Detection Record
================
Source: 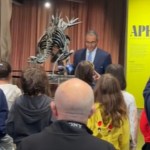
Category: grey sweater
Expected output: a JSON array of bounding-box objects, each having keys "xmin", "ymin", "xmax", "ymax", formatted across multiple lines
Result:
[{"xmin": 6, "ymin": 94, "xmax": 52, "ymax": 145}]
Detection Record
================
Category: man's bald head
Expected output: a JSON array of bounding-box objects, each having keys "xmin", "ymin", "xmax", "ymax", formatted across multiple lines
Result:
[{"xmin": 51, "ymin": 78, "xmax": 94, "ymax": 123}]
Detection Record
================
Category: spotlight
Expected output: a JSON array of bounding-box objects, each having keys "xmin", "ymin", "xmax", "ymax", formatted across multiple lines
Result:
[{"xmin": 44, "ymin": 1, "xmax": 51, "ymax": 8}]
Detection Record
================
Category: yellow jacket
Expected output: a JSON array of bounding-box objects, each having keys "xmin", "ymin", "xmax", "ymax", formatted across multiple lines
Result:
[{"xmin": 87, "ymin": 103, "xmax": 130, "ymax": 150}]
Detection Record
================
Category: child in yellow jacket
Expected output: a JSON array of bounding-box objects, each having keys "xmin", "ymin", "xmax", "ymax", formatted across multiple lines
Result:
[{"xmin": 87, "ymin": 74, "xmax": 130, "ymax": 150}]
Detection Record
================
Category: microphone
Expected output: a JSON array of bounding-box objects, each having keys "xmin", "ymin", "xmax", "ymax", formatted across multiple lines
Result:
[{"xmin": 58, "ymin": 50, "xmax": 74, "ymax": 62}]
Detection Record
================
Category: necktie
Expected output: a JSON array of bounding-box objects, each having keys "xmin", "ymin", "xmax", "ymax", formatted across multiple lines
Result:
[{"xmin": 87, "ymin": 52, "xmax": 92, "ymax": 62}]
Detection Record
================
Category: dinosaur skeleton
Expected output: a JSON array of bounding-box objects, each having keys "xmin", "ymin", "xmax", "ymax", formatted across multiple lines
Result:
[{"xmin": 28, "ymin": 14, "xmax": 81, "ymax": 64}]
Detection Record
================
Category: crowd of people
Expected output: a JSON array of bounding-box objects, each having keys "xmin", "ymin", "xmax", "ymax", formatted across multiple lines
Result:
[{"xmin": 0, "ymin": 30, "xmax": 149, "ymax": 150}]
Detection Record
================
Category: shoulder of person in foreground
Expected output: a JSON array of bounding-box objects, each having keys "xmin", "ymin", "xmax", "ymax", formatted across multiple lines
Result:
[
  {"xmin": 0, "ymin": 89, "xmax": 8, "ymax": 138},
  {"xmin": 143, "ymin": 78, "xmax": 150, "ymax": 122},
  {"xmin": 2, "ymin": 84, "xmax": 22, "ymax": 109},
  {"xmin": 16, "ymin": 129, "xmax": 115, "ymax": 150}
]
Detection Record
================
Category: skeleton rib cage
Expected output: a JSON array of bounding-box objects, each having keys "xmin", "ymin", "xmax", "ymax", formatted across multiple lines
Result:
[{"xmin": 28, "ymin": 14, "xmax": 81, "ymax": 64}]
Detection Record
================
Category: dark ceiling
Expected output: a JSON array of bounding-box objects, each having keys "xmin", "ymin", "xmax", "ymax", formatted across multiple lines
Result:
[
  {"xmin": 12, "ymin": 0, "xmax": 24, "ymax": 5},
  {"xmin": 12, "ymin": 0, "xmax": 85, "ymax": 5}
]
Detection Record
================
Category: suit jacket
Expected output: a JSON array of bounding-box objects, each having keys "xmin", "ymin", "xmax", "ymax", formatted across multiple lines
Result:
[
  {"xmin": 17, "ymin": 120, "xmax": 115, "ymax": 150},
  {"xmin": 73, "ymin": 48, "xmax": 112, "ymax": 74}
]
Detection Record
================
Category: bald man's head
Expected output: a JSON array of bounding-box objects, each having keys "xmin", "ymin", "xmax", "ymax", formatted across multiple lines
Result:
[{"xmin": 51, "ymin": 78, "xmax": 95, "ymax": 123}]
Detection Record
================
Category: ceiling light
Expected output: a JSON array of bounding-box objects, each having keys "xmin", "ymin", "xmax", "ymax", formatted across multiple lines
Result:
[{"xmin": 44, "ymin": 1, "xmax": 51, "ymax": 8}]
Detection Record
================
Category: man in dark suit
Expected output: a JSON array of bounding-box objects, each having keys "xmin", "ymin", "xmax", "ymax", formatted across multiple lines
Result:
[
  {"xmin": 17, "ymin": 78, "xmax": 115, "ymax": 150},
  {"xmin": 73, "ymin": 30, "xmax": 112, "ymax": 74}
]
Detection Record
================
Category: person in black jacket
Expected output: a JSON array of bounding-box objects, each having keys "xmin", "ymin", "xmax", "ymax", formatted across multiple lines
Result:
[
  {"xmin": 6, "ymin": 65, "xmax": 53, "ymax": 147},
  {"xmin": 0, "ymin": 89, "xmax": 13, "ymax": 150},
  {"xmin": 17, "ymin": 78, "xmax": 115, "ymax": 150}
]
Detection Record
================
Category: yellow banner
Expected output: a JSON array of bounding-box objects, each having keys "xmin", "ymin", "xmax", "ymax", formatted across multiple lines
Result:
[{"xmin": 126, "ymin": 0, "xmax": 150, "ymax": 108}]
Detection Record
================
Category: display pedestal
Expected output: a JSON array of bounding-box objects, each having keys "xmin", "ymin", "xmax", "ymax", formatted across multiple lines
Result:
[
  {"xmin": 48, "ymin": 74, "xmax": 75, "ymax": 97},
  {"xmin": 48, "ymin": 74, "xmax": 74, "ymax": 84}
]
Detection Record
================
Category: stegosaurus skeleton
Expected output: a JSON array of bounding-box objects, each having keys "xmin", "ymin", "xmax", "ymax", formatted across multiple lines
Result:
[{"xmin": 28, "ymin": 14, "xmax": 81, "ymax": 64}]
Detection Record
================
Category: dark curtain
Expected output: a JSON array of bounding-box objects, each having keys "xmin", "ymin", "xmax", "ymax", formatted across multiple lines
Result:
[{"xmin": 10, "ymin": 0, "xmax": 126, "ymax": 71}]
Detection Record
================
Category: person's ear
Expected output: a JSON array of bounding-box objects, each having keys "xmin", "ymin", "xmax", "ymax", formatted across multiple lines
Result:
[
  {"xmin": 50, "ymin": 101, "xmax": 58, "ymax": 118},
  {"xmin": 88, "ymin": 104, "xmax": 96, "ymax": 118}
]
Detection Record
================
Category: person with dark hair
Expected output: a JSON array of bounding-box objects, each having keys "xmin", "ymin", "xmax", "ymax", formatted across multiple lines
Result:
[
  {"xmin": 17, "ymin": 78, "xmax": 115, "ymax": 150},
  {"xmin": 0, "ymin": 61, "xmax": 21, "ymax": 109},
  {"xmin": 50, "ymin": 35, "xmax": 72, "ymax": 75},
  {"xmin": 105, "ymin": 64, "xmax": 126, "ymax": 89},
  {"xmin": 75, "ymin": 60, "xmax": 100, "ymax": 88},
  {"xmin": 140, "ymin": 78, "xmax": 150, "ymax": 150},
  {"xmin": 105, "ymin": 64, "xmax": 138, "ymax": 150},
  {"xmin": 6, "ymin": 66, "xmax": 52, "ymax": 147},
  {"xmin": 87, "ymin": 74, "xmax": 130, "ymax": 150},
  {"xmin": 73, "ymin": 30, "xmax": 112, "ymax": 75},
  {"xmin": 0, "ymin": 89, "xmax": 13, "ymax": 150}
]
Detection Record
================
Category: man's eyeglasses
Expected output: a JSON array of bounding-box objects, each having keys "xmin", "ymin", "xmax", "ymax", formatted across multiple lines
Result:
[{"xmin": 85, "ymin": 41, "xmax": 97, "ymax": 45}]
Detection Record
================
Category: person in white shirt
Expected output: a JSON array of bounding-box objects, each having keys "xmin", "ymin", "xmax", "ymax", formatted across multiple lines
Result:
[{"xmin": 0, "ymin": 61, "xmax": 22, "ymax": 110}]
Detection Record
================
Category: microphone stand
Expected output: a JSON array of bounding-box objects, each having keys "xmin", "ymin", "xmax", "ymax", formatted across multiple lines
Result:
[{"xmin": 52, "ymin": 53, "xmax": 65, "ymax": 77}]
